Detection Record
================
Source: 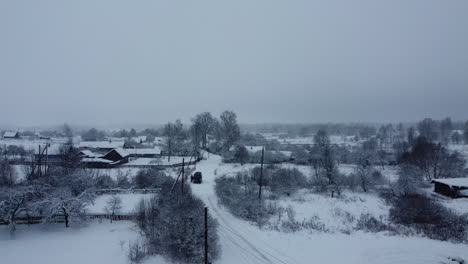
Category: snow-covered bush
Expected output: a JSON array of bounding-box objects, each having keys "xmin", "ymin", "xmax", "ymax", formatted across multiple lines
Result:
[
  {"xmin": 0, "ymin": 160, "xmax": 16, "ymax": 186},
  {"xmin": 389, "ymin": 194, "xmax": 468, "ymax": 243},
  {"xmin": 356, "ymin": 213, "xmax": 389, "ymax": 233},
  {"xmin": 94, "ymin": 175, "xmax": 116, "ymax": 189},
  {"xmin": 135, "ymin": 178, "xmax": 220, "ymax": 264},
  {"xmin": 269, "ymin": 168, "xmax": 308, "ymax": 195},
  {"xmin": 215, "ymin": 175, "xmax": 271, "ymax": 225},
  {"xmin": 133, "ymin": 168, "xmax": 168, "ymax": 189}
]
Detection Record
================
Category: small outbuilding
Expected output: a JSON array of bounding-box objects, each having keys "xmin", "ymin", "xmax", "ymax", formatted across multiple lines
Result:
[
  {"xmin": 3, "ymin": 131, "xmax": 20, "ymax": 139},
  {"xmin": 431, "ymin": 178, "xmax": 468, "ymax": 198},
  {"xmin": 102, "ymin": 148, "xmax": 129, "ymax": 163}
]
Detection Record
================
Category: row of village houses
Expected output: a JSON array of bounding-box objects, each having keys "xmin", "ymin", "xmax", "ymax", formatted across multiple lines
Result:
[{"xmin": 50, "ymin": 141, "xmax": 166, "ymax": 168}]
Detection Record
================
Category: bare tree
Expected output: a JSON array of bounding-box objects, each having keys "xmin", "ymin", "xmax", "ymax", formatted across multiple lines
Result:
[
  {"xmin": 192, "ymin": 112, "xmax": 215, "ymax": 149},
  {"xmin": 407, "ymin": 127, "xmax": 416, "ymax": 145},
  {"xmin": 0, "ymin": 186, "xmax": 41, "ymax": 234},
  {"xmin": 162, "ymin": 120, "xmax": 186, "ymax": 162},
  {"xmin": 105, "ymin": 195, "xmax": 123, "ymax": 223},
  {"xmin": 39, "ymin": 188, "xmax": 95, "ymax": 228},
  {"xmin": 417, "ymin": 118, "xmax": 439, "ymax": 142},
  {"xmin": 439, "ymin": 117, "xmax": 453, "ymax": 144},
  {"xmin": 464, "ymin": 120, "xmax": 468, "ymax": 144},
  {"xmin": 312, "ymin": 129, "xmax": 336, "ymax": 185},
  {"xmin": 62, "ymin": 123, "xmax": 74, "ymax": 141},
  {"xmin": 0, "ymin": 160, "xmax": 16, "ymax": 186},
  {"xmin": 400, "ymin": 137, "xmax": 466, "ymax": 182},
  {"xmin": 219, "ymin": 111, "xmax": 240, "ymax": 151}
]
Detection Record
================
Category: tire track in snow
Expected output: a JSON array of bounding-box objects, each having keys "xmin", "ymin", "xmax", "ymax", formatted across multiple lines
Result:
[{"xmin": 208, "ymin": 199, "xmax": 274, "ymax": 263}]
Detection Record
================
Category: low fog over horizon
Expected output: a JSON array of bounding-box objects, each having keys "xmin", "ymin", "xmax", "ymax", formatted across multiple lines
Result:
[{"xmin": 1, "ymin": 0, "xmax": 468, "ymax": 127}]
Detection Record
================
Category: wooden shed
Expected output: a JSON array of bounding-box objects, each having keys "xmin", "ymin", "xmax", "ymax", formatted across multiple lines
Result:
[
  {"xmin": 3, "ymin": 131, "xmax": 20, "ymax": 139},
  {"xmin": 431, "ymin": 178, "xmax": 468, "ymax": 198},
  {"xmin": 102, "ymin": 148, "xmax": 129, "ymax": 163}
]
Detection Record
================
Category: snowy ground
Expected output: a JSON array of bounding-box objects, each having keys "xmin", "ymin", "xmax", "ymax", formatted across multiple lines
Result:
[
  {"xmin": 276, "ymin": 189, "xmax": 390, "ymax": 233},
  {"xmin": 0, "ymin": 221, "xmax": 170, "ymax": 264},
  {"xmin": 86, "ymin": 193, "xmax": 154, "ymax": 214},
  {"xmin": 273, "ymin": 135, "xmax": 362, "ymax": 147},
  {"xmin": 189, "ymin": 154, "xmax": 468, "ymax": 264},
  {"xmin": 3, "ymin": 153, "xmax": 467, "ymax": 264}
]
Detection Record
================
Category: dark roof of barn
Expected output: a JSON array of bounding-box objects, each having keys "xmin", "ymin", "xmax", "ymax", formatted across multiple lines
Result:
[{"xmin": 432, "ymin": 178, "xmax": 468, "ymax": 188}]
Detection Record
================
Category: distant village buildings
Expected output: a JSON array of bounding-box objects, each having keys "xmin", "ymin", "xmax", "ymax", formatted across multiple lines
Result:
[{"xmin": 3, "ymin": 131, "xmax": 20, "ymax": 139}]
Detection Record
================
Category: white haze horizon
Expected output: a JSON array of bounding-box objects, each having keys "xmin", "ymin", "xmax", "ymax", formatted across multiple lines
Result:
[{"xmin": 1, "ymin": 0, "xmax": 468, "ymax": 127}]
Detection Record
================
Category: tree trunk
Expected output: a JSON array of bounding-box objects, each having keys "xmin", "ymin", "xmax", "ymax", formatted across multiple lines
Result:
[{"xmin": 62, "ymin": 208, "xmax": 70, "ymax": 228}]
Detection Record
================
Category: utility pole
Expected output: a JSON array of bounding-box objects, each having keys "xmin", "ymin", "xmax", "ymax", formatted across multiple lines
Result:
[
  {"xmin": 38, "ymin": 145, "xmax": 42, "ymax": 177},
  {"xmin": 181, "ymin": 158, "xmax": 185, "ymax": 193},
  {"xmin": 45, "ymin": 145, "xmax": 48, "ymax": 175},
  {"xmin": 258, "ymin": 146, "xmax": 264, "ymax": 200},
  {"xmin": 204, "ymin": 207, "xmax": 208, "ymax": 264}
]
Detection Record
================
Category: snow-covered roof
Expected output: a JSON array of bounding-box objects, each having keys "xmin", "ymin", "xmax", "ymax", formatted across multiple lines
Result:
[
  {"xmin": 3, "ymin": 131, "xmax": 19, "ymax": 138},
  {"xmin": 432, "ymin": 178, "xmax": 468, "ymax": 188},
  {"xmin": 112, "ymin": 147, "xmax": 129, "ymax": 158},
  {"xmin": 126, "ymin": 147, "xmax": 162, "ymax": 155},
  {"xmin": 78, "ymin": 141, "xmax": 125, "ymax": 149},
  {"xmin": 79, "ymin": 150, "xmax": 100, "ymax": 158},
  {"xmin": 229, "ymin": 145, "xmax": 264, "ymax": 153},
  {"xmin": 81, "ymin": 157, "xmax": 113, "ymax": 164},
  {"xmin": 278, "ymin": 151, "xmax": 293, "ymax": 157},
  {"xmin": 132, "ymin": 136, "xmax": 147, "ymax": 142}
]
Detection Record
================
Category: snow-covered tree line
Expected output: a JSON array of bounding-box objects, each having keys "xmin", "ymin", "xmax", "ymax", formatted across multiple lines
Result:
[
  {"xmin": 0, "ymin": 143, "xmax": 95, "ymax": 233},
  {"xmin": 160, "ymin": 110, "xmax": 241, "ymax": 161},
  {"xmin": 133, "ymin": 173, "xmax": 220, "ymax": 263}
]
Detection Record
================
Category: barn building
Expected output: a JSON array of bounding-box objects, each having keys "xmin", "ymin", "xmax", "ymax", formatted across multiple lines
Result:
[
  {"xmin": 3, "ymin": 131, "xmax": 20, "ymax": 139},
  {"xmin": 102, "ymin": 148, "xmax": 129, "ymax": 163},
  {"xmin": 80, "ymin": 148, "xmax": 129, "ymax": 168},
  {"xmin": 431, "ymin": 178, "xmax": 468, "ymax": 198}
]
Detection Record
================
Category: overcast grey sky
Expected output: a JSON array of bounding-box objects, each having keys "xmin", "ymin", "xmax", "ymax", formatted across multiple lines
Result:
[{"xmin": 1, "ymin": 0, "xmax": 467, "ymax": 126}]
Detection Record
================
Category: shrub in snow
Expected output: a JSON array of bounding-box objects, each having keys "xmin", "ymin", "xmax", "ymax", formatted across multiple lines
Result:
[
  {"xmin": 133, "ymin": 168, "xmax": 168, "ymax": 189},
  {"xmin": 94, "ymin": 175, "xmax": 116, "ymax": 189},
  {"xmin": 215, "ymin": 175, "xmax": 271, "ymax": 226},
  {"xmin": 232, "ymin": 145, "xmax": 250, "ymax": 165},
  {"xmin": 269, "ymin": 168, "xmax": 308, "ymax": 195},
  {"xmin": 105, "ymin": 195, "xmax": 122, "ymax": 223},
  {"xmin": 394, "ymin": 165, "xmax": 424, "ymax": 195},
  {"xmin": 0, "ymin": 160, "xmax": 16, "ymax": 186},
  {"xmin": 356, "ymin": 213, "xmax": 389, "ymax": 233},
  {"xmin": 116, "ymin": 175, "xmax": 132, "ymax": 189},
  {"xmin": 135, "ymin": 177, "xmax": 220, "ymax": 264},
  {"xmin": 301, "ymin": 216, "xmax": 328, "ymax": 232},
  {"xmin": 389, "ymin": 193, "xmax": 468, "ymax": 243}
]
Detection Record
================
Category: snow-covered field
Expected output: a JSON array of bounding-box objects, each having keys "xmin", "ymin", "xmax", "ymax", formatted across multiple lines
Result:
[
  {"xmin": 86, "ymin": 193, "xmax": 154, "ymax": 214},
  {"xmin": 276, "ymin": 190, "xmax": 390, "ymax": 233},
  {"xmin": 2, "ymin": 153, "xmax": 467, "ymax": 264},
  {"xmin": 0, "ymin": 221, "xmax": 168, "ymax": 264},
  {"xmin": 190, "ymin": 154, "xmax": 468, "ymax": 264},
  {"xmin": 272, "ymin": 135, "xmax": 362, "ymax": 147},
  {"xmin": 125, "ymin": 156, "xmax": 189, "ymax": 167}
]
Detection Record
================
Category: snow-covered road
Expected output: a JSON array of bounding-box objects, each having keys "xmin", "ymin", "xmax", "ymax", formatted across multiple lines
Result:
[{"xmin": 190, "ymin": 153, "xmax": 300, "ymax": 264}]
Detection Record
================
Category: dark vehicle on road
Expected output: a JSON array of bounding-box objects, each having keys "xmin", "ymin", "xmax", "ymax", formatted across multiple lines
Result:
[{"xmin": 191, "ymin": 172, "xmax": 202, "ymax": 184}]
